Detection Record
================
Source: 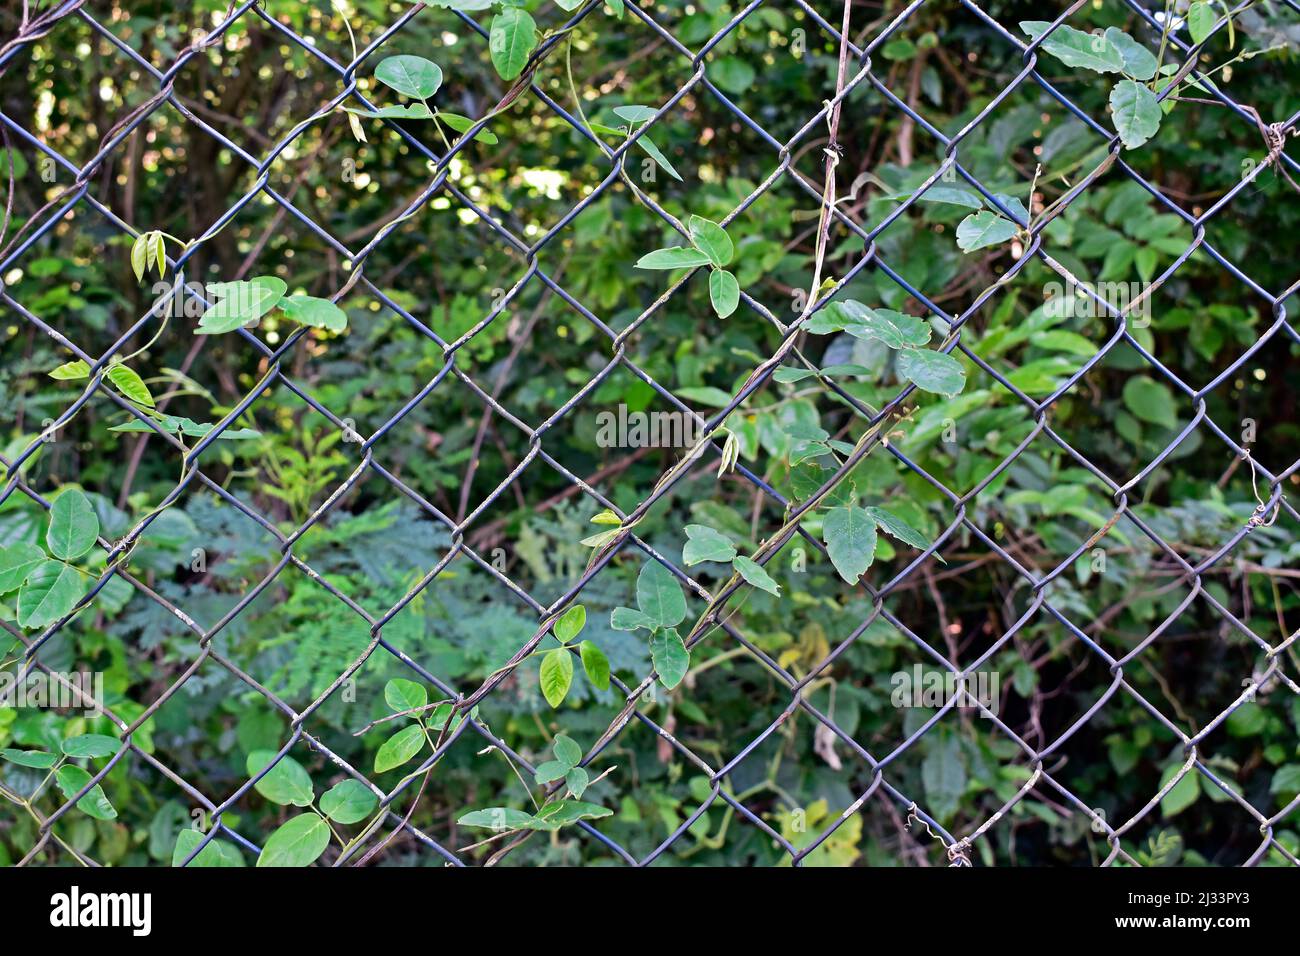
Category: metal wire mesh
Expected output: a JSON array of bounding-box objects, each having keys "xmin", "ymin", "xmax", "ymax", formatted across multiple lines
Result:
[{"xmin": 1, "ymin": 0, "xmax": 1298, "ymax": 867}]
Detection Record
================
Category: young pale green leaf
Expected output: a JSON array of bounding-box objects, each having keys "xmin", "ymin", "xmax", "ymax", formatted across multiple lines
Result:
[
  {"xmin": 279, "ymin": 295, "xmax": 347, "ymax": 333},
  {"xmin": 636, "ymin": 135, "xmax": 684, "ymax": 182},
  {"xmin": 60, "ymin": 734, "xmax": 119, "ymax": 758},
  {"xmin": 374, "ymin": 54, "xmax": 442, "ymax": 99},
  {"xmin": 553, "ymin": 0, "xmax": 585, "ymax": 12},
  {"xmin": 319, "ymin": 780, "xmax": 378, "ymax": 824},
  {"xmin": 384, "ymin": 678, "xmax": 427, "ymax": 714},
  {"xmin": 437, "ymin": 112, "xmax": 499, "ymax": 144},
  {"xmin": 613, "ymin": 105, "xmax": 658, "ymax": 124},
  {"xmin": 650, "ymin": 628, "xmax": 690, "ymax": 690},
  {"xmin": 196, "ymin": 277, "xmax": 287, "ymax": 334},
  {"xmin": 1019, "ymin": 21, "xmax": 1125, "ymax": 73},
  {"xmin": 897, "ymin": 348, "xmax": 967, "ymax": 398},
  {"xmin": 688, "ymin": 215, "xmax": 734, "ymax": 267},
  {"xmin": 864, "ymin": 506, "xmax": 933, "ymax": 552},
  {"xmin": 1105, "ymin": 27, "xmax": 1157, "ymax": 81},
  {"xmin": 256, "ymin": 813, "xmax": 330, "ymax": 867},
  {"xmin": 49, "ymin": 360, "xmax": 90, "ymax": 381},
  {"xmin": 552, "ymin": 734, "xmax": 582, "ymax": 768},
  {"xmin": 489, "ymin": 7, "xmax": 537, "ymax": 81},
  {"xmin": 635, "ymin": 246, "xmax": 713, "ymax": 270},
  {"xmin": 580, "ymin": 526, "xmax": 622, "ymax": 549},
  {"xmin": 458, "ymin": 807, "xmax": 538, "ymax": 831},
  {"xmin": 106, "ymin": 364, "xmax": 154, "ymax": 407},
  {"xmin": 344, "ymin": 103, "xmax": 435, "ymax": 120},
  {"xmin": 17, "ymin": 560, "xmax": 88, "ymax": 629},
  {"xmin": 682, "ymin": 524, "xmax": 737, "ymax": 566},
  {"xmin": 552, "ymin": 604, "xmax": 586, "ymax": 643},
  {"xmin": 1, "ymin": 748, "xmax": 57, "ymax": 769},
  {"xmin": 822, "ymin": 504, "xmax": 878, "ymax": 585},
  {"xmin": 539, "ymin": 648, "xmax": 574, "ymax": 708},
  {"xmin": 130, "ymin": 234, "xmax": 148, "ymax": 282},
  {"xmin": 579, "ymin": 640, "xmax": 610, "ymax": 691},
  {"xmin": 47, "ymin": 488, "xmax": 99, "ymax": 560},
  {"xmin": 732, "ymin": 556, "xmax": 780, "ymax": 596},
  {"xmin": 636, "ymin": 560, "xmax": 687, "ymax": 627},
  {"xmin": 55, "ymin": 765, "xmax": 117, "ymax": 820},
  {"xmin": 1110, "ymin": 79, "xmax": 1162, "ymax": 150},
  {"xmin": 610, "ymin": 606, "xmax": 658, "ymax": 631},
  {"xmin": 172, "ymin": 830, "xmax": 246, "ymax": 867},
  {"xmin": 590, "ymin": 508, "xmax": 622, "ymax": 525},
  {"xmin": 565, "ymin": 766, "xmax": 589, "ymax": 799},
  {"xmin": 1186, "ymin": 1, "xmax": 1216, "ymax": 45},
  {"xmin": 374, "ymin": 723, "xmax": 427, "ymax": 773},
  {"xmin": 151, "ymin": 232, "xmax": 166, "ymax": 277},
  {"xmin": 956, "ymin": 211, "xmax": 1019, "ymax": 252},
  {"xmin": 0, "ymin": 542, "xmax": 45, "ymax": 594},
  {"xmin": 709, "ymin": 269, "xmax": 739, "ymax": 319},
  {"xmin": 246, "ymin": 750, "xmax": 315, "ymax": 807}
]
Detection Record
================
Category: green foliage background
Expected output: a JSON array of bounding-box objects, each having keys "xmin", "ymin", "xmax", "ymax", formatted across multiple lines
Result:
[{"xmin": 0, "ymin": 0, "xmax": 1298, "ymax": 866}]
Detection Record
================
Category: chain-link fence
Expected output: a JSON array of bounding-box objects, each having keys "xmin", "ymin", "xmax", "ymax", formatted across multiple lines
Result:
[{"xmin": 0, "ymin": 0, "xmax": 1298, "ymax": 868}]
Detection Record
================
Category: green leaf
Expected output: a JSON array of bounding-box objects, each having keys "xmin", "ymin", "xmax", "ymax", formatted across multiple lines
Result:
[
  {"xmin": 580, "ymin": 640, "xmax": 610, "ymax": 691},
  {"xmin": 897, "ymin": 348, "xmax": 966, "ymax": 397},
  {"xmin": 676, "ymin": 386, "xmax": 733, "ymax": 406},
  {"xmin": 279, "ymin": 295, "xmax": 347, "ymax": 333},
  {"xmin": 246, "ymin": 750, "xmax": 315, "ymax": 807},
  {"xmin": 565, "ymin": 767, "xmax": 590, "ymax": 799},
  {"xmin": 773, "ymin": 367, "xmax": 817, "ymax": 384},
  {"xmin": 1, "ymin": 748, "xmax": 57, "ymax": 769},
  {"xmin": 196, "ymin": 277, "xmax": 287, "ymax": 334},
  {"xmin": 17, "ymin": 560, "xmax": 88, "ymax": 629},
  {"xmin": 956, "ymin": 211, "xmax": 1019, "ymax": 252},
  {"xmin": 530, "ymin": 798, "xmax": 613, "ymax": 829},
  {"xmin": 437, "ymin": 111, "xmax": 499, "ymax": 144},
  {"xmin": 709, "ymin": 269, "xmax": 739, "ymax": 319},
  {"xmin": 636, "ymin": 560, "xmax": 687, "ymax": 627},
  {"xmin": 552, "ymin": 734, "xmax": 582, "ymax": 768},
  {"xmin": 682, "ymin": 524, "xmax": 737, "ymax": 566},
  {"xmin": 1019, "ymin": 20, "xmax": 1125, "ymax": 73},
  {"xmin": 108, "ymin": 414, "xmax": 261, "ymax": 440},
  {"xmin": 344, "ymin": 103, "xmax": 435, "ymax": 120},
  {"xmin": 489, "ymin": 7, "xmax": 537, "ymax": 81},
  {"xmin": 613, "ymin": 105, "xmax": 658, "ymax": 124},
  {"xmin": 732, "ymin": 556, "xmax": 780, "ymax": 596},
  {"xmin": 864, "ymin": 506, "xmax": 933, "ymax": 552},
  {"xmin": 374, "ymin": 54, "xmax": 442, "ymax": 99},
  {"xmin": 0, "ymin": 542, "xmax": 45, "ymax": 594},
  {"xmin": 60, "ymin": 734, "xmax": 119, "ymax": 758},
  {"xmin": 256, "ymin": 814, "xmax": 330, "ymax": 867},
  {"xmin": 687, "ymin": 216, "xmax": 733, "ymax": 267},
  {"xmin": 589, "ymin": 508, "xmax": 622, "ymax": 525},
  {"xmin": 1186, "ymin": 2, "xmax": 1215, "ymax": 45},
  {"xmin": 610, "ymin": 606, "xmax": 658, "ymax": 631},
  {"xmin": 539, "ymin": 648, "xmax": 574, "ymax": 708},
  {"xmin": 917, "ymin": 186, "xmax": 984, "ymax": 209},
  {"xmin": 49, "ymin": 360, "xmax": 90, "ymax": 381},
  {"xmin": 650, "ymin": 628, "xmax": 690, "ymax": 689},
  {"xmin": 384, "ymin": 678, "xmax": 427, "ymax": 714},
  {"xmin": 812, "ymin": 301, "xmax": 931, "ymax": 349},
  {"xmin": 458, "ymin": 807, "xmax": 538, "ymax": 831},
  {"xmin": 635, "ymin": 247, "xmax": 713, "ymax": 270},
  {"xmin": 374, "ymin": 724, "xmax": 427, "ymax": 773},
  {"xmin": 172, "ymin": 830, "xmax": 245, "ymax": 867},
  {"xmin": 534, "ymin": 760, "xmax": 568, "ymax": 784},
  {"xmin": 1105, "ymin": 28, "xmax": 1157, "ymax": 81},
  {"xmin": 47, "ymin": 488, "xmax": 99, "ymax": 560},
  {"xmin": 580, "ymin": 526, "xmax": 622, "ymax": 549},
  {"xmin": 1159, "ymin": 765, "xmax": 1200, "ymax": 818},
  {"xmin": 131, "ymin": 235, "xmax": 148, "ymax": 282},
  {"xmin": 151, "ymin": 232, "xmax": 166, "ymax": 277},
  {"xmin": 823, "ymin": 504, "xmax": 878, "ymax": 584},
  {"xmin": 1109, "ymin": 79, "xmax": 1162, "ymax": 150},
  {"xmin": 553, "ymin": 604, "xmax": 586, "ymax": 643},
  {"xmin": 711, "ymin": 57, "xmax": 756, "ymax": 95},
  {"xmin": 55, "ymin": 765, "xmax": 117, "ymax": 820},
  {"xmin": 1122, "ymin": 376, "xmax": 1178, "ymax": 428},
  {"xmin": 319, "ymin": 780, "xmax": 378, "ymax": 824},
  {"xmin": 106, "ymin": 364, "xmax": 154, "ymax": 407},
  {"xmin": 636, "ymin": 135, "xmax": 684, "ymax": 182}
]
